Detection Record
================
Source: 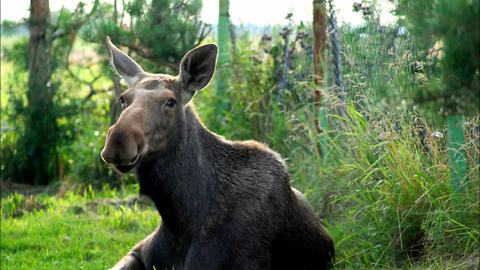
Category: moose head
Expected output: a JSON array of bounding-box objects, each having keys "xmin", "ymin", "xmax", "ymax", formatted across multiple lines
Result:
[{"xmin": 100, "ymin": 37, "xmax": 218, "ymax": 173}]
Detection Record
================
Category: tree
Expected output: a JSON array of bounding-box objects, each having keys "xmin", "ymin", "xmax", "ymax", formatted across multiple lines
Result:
[
  {"xmin": 7, "ymin": 1, "xmax": 99, "ymax": 185},
  {"xmin": 80, "ymin": 0, "xmax": 210, "ymax": 117},
  {"xmin": 83, "ymin": 0, "xmax": 210, "ymax": 73},
  {"xmin": 20, "ymin": 0, "xmax": 57, "ymax": 185},
  {"xmin": 395, "ymin": 0, "xmax": 480, "ymax": 192}
]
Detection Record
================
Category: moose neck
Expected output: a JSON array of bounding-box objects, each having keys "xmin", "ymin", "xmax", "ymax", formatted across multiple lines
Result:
[{"xmin": 135, "ymin": 105, "xmax": 218, "ymax": 237}]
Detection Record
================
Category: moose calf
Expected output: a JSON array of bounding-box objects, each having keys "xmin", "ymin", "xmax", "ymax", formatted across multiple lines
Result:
[{"xmin": 101, "ymin": 37, "xmax": 334, "ymax": 270}]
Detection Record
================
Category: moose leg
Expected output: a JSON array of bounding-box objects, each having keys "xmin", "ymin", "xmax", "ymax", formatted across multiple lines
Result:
[
  {"xmin": 111, "ymin": 252, "xmax": 143, "ymax": 270},
  {"xmin": 110, "ymin": 239, "xmax": 145, "ymax": 270},
  {"xmin": 111, "ymin": 224, "xmax": 181, "ymax": 270}
]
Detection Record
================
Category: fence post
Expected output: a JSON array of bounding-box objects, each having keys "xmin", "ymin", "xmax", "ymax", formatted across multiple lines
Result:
[
  {"xmin": 216, "ymin": 0, "xmax": 231, "ymax": 123},
  {"xmin": 313, "ymin": 0, "xmax": 327, "ymax": 85},
  {"xmin": 447, "ymin": 114, "xmax": 467, "ymax": 193},
  {"xmin": 312, "ymin": 0, "xmax": 328, "ymax": 159}
]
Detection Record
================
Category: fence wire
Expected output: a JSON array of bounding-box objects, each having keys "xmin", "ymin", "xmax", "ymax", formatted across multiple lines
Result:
[{"xmin": 327, "ymin": 0, "xmax": 346, "ymax": 103}]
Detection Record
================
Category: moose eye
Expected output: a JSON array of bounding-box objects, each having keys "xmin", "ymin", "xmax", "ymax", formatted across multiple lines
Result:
[
  {"xmin": 119, "ymin": 96, "xmax": 127, "ymax": 109},
  {"xmin": 164, "ymin": 99, "xmax": 176, "ymax": 109}
]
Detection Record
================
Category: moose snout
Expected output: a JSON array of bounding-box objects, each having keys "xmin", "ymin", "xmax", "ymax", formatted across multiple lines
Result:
[{"xmin": 101, "ymin": 125, "xmax": 144, "ymax": 170}]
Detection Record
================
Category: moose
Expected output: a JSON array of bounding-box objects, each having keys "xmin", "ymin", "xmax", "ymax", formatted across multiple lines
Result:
[{"xmin": 101, "ymin": 37, "xmax": 335, "ymax": 270}]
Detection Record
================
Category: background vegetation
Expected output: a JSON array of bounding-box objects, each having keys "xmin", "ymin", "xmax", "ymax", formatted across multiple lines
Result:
[{"xmin": 1, "ymin": 0, "xmax": 479, "ymax": 269}]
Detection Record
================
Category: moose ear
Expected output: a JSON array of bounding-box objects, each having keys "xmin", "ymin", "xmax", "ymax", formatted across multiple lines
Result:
[
  {"xmin": 106, "ymin": 36, "xmax": 144, "ymax": 86},
  {"xmin": 178, "ymin": 44, "xmax": 218, "ymax": 103}
]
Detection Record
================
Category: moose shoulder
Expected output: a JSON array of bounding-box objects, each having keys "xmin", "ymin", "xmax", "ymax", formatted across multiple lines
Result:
[{"xmin": 101, "ymin": 37, "xmax": 334, "ymax": 270}]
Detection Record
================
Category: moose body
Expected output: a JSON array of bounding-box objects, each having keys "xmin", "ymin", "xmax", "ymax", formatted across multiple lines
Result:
[{"xmin": 101, "ymin": 37, "xmax": 334, "ymax": 270}]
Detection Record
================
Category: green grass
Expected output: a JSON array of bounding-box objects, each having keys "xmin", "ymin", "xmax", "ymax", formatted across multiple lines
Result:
[{"xmin": 1, "ymin": 184, "xmax": 159, "ymax": 270}]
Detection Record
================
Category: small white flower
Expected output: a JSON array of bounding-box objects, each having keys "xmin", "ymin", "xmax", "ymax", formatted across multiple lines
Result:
[
  {"xmin": 397, "ymin": 26, "xmax": 407, "ymax": 36},
  {"xmin": 432, "ymin": 131, "xmax": 444, "ymax": 138}
]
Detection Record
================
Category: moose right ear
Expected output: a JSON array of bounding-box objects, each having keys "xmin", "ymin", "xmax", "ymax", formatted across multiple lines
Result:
[
  {"xmin": 177, "ymin": 44, "xmax": 218, "ymax": 103},
  {"xmin": 106, "ymin": 36, "xmax": 145, "ymax": 86}
]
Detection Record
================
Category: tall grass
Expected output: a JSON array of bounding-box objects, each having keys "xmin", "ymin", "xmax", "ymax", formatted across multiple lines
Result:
[{"xmin": 314, "ymin": 105, "xmax": 479, "ymax": 268}]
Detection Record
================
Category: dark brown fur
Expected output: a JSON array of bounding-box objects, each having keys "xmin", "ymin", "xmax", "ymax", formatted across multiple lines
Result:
[{"xmin": 101, "ymin": 37, "xmax": 334, "ymax": 270}]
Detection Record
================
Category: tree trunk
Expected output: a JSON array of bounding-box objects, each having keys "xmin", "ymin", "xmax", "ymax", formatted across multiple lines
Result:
[
  {"xmin": 215, "ymin": 0, "xmax": 231, "ymax": 125},
  {"xmin": 22, "ymin": 0, "xmax": 58, "ymax": 185}
]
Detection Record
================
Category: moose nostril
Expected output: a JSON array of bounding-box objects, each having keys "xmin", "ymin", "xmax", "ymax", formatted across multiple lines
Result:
[{"xmin": 130, "ymin": 155, "xmax": 138, "ymax": 164}]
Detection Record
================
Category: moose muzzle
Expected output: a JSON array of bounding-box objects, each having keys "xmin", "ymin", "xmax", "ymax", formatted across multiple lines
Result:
[{"xmin": 101, "ymin": 123, "xmax": 145, "ymax": 173}]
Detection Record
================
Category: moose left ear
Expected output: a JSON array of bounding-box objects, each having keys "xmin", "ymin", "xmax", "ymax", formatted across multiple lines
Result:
[
  {"xmin": 178, "ymin": 44, "xmax": 218, "ymax": 103},
  {"xmin": 106, "ymin": 36, "xmax": 145, "ymax": 86}
]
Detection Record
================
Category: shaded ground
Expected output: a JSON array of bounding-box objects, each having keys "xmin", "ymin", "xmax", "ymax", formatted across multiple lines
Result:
[{"xmin": 0, "ymin": 181, "xmax": 55, "ymax": 197}]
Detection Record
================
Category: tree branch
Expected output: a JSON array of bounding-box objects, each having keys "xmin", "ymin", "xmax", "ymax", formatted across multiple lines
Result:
[
  {"xmin": 50, "ymin": 0, "xmax": 100, "ymax": 42},
  {"xmin": 194, "ymin": 23, "xmax": 212, "ymax": 47},
  {"xmin": 82, "ymin": 86, "xmax": 113, "ymax": 103}
]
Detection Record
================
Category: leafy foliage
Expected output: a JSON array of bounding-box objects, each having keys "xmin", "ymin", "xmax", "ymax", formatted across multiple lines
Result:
[
  {"xmin": 395, "ymin": 0, "xmax": 480, "ymax": 116},
  {"xmin": 81, "ymin": 0, "xmax": 210, "ymax": 73}
]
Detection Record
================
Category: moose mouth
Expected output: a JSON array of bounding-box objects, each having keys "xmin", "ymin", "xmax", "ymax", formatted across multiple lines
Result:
[
  {"xmin": 115, "ymin": 163, "xmax": 136, "ymax": 173},
  {"xmin": 114, "ymin": 155, "xmax": 140, "ymax": 173}
]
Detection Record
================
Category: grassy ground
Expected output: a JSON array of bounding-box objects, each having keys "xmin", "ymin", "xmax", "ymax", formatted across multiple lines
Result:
[
  {"xmin": 2, "ymin": 178, "xmax": 478, "ymax": 270},
  {"xmin": 1, "ymin": 183, "xmax": 159, "ymax": 270}
]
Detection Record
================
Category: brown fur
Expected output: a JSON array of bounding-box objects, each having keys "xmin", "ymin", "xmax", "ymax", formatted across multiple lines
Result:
[{"xmin": 101, "ymin": 37, "xmax": 334, "ymax": 270}]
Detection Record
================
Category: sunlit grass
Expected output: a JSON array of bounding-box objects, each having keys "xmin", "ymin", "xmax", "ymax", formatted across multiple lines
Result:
[{"xmin": 1, "ymin": 184, "xmax": 159, "ymax": 270}]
